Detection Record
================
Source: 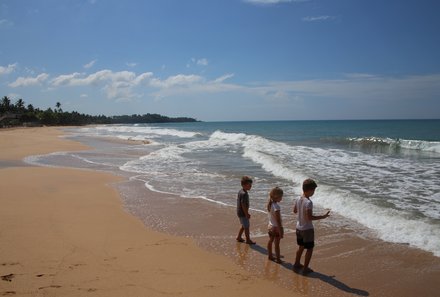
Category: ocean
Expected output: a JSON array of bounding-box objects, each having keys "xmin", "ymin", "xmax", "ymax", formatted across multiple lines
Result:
[{"xmin": 25, "ymin": 120, "xmax": 440, "ymax": 257}]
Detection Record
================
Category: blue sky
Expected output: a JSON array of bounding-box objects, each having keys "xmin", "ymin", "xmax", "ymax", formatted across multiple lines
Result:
[{"xmin": 1, "ymin": 0, "xmax": 439, "ymax": 121}]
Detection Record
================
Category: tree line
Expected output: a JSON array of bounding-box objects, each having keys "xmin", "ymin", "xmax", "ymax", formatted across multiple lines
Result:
[{"xmin": 0, "ymin": 96, "xmax": 198, "ymax": 127}]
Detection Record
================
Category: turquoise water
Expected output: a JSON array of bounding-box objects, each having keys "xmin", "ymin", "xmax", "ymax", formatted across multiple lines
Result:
[{"xmin": 26, "ymin": 120, "xmax": 440, "ymax": 256}]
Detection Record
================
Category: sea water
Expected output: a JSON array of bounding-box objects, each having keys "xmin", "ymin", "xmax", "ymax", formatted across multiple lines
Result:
[{"xmin": 25, "ymin": 120, "xmax": 440, "ymax": 256}]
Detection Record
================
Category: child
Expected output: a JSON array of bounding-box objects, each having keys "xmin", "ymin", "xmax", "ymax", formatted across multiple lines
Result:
[
  {"xmin": 293, "ymin": 178, "xmax": 330, "ymax": 274},
  {"xmin": 236, "ymin": 176, "xmax": 256, "ymax": 244},
  {"xmin": 266, "ymin": 187, "xmax": 284, "ymax": 263}
]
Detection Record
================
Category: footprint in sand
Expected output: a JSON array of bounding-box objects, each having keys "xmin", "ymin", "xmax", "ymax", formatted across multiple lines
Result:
[
  {"xmin": 38, "ymin": 285, "xmax": 62, "ymax": 290},
  {"xmin": 1, "ymin": 263, "xmax": 19, "ymax": 267},
  {"xmin": 1, "ymin": 291, "xmax": 16, "ymax": 296},
  {"xmin": 1, "ymin": 274, "xmax": 14, "ymax": 282}
]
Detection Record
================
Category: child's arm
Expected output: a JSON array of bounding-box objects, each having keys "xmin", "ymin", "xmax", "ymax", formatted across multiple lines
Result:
[
  {"xmin": 241, "ymin": 201, "xmax": 250, "ymax": 218},
  {"xmin": 275, "ymin": 210, "xmax": 283, "ymax": 238},
  {"xmin": 306, "ymin": 209, "xmax": 330, "ymax": 221}
]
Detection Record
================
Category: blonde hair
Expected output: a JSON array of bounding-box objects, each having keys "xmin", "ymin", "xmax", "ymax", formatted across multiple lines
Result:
[{"xmin": 266, "ymin": 187, "xmax": 284, "ymax": 212}]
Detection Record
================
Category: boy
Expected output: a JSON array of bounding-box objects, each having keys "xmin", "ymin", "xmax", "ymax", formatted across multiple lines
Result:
[
  {"xmin": 236, "ymin": 176, "xmax": 256, "ymax": 244},
  {"xmin": 293, "ymin": 178, "xmax": 330, "ymax": 274}
]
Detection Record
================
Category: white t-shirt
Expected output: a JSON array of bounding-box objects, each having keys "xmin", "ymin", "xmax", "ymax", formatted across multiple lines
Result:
[
  {"xmin": 268, "ymin": 201, "xmax": 281, "ymax": 228},
  {"xmin": 295, "ymin": 195, "xmax": 314, "ymax": 230}
]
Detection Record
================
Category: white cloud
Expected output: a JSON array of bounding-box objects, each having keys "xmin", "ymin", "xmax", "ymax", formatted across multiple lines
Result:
[
  {"xmin": 150, "ymin": 73, "xmax": 242, "ymax": 100},
  {"xmin": 83, "ymin": 60, "xmax": 97, "ymax": 69},
  {"xmin": 126, "ymin": 62, "xmax": 137, "ymax": 68},
  {"xmin": 302, "ymin": 15, "xmax": 336, "ymax": 22},
  {"xmin": 135, "ymin": 72, "xmax": 154, "ymax": 85},
  {"xmin": 344, "ymin": 73, "xmax": 378, "ymax": 79},
  {"xmin": 150, "ymin": 74, "xmax": 204, "ymax": 88},
  {"xmin": 187, "ymin": 58, "xmax": 209, "ymax": 68},
  {"xmin": 0, "ymin": 63, "xmax": 17, "ymax": 75},
  {"xmin": 196, "ymin": 58, "xmax": 209, "ymax": 66},
  {"xmin": 51, "ymin": 72, "xmax": 84, "ymax": 86},
  {"xmin": 212, "ymin": 73, "xmax": 234, "ymax": 83},
  {"xmin": 9, "ymin": 73, "xmax": 49, "ymax": 87},
  {"xmin": 50, "ymin": 70, "xmax": 154, "ymax": 100}
]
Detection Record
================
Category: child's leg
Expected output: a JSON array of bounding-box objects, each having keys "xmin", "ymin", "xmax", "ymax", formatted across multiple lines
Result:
[
  {"xmin": 303, "ymin": 248, "xmax": 313, "ymax": 271},
  {"xmin": 274, "ymin": 237, "xmax": 281, "ymax": 262},
  {"xmin": 267, "ymin": 235, "xmax": 274, "ymax": 260},
  {"xmin": 244, "ymin": 227, "xmax": 255, "ymax": 244},
  {"xmin": 236, "ymin": 226, "xmax": 244, "ymax": 241},
  {"xmin": 294, "ymin": 246, "xmax": 304, "ymax": 267}
]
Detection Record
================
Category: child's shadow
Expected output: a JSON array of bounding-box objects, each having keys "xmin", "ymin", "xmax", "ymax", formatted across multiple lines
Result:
[
  {"xmin": 285, "ymin": 262, "xmax": 369, "ymax": 296},
  {"xmin": 249, "ymin": 244, "xmax": 369, "ymax": 297}
]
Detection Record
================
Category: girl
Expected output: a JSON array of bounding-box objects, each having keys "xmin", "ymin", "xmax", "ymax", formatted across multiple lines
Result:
[{"xmin": 266, "ymin": 187, "xmax": 284, "ymax": 263}]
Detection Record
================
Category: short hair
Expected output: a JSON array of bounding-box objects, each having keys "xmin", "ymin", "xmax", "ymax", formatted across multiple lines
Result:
[
  {"xmin": 302, "ymin": 178, "xmax": 318, "ymax": 192},
  {"xmin": 241, "ymin": 176, "xmax": 253, "ymax": 186}
]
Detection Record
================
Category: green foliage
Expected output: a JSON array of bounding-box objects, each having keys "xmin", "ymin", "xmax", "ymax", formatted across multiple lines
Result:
[{"xmin": 0, "ymin": 96, "xmax": 198, "ymax": 127}]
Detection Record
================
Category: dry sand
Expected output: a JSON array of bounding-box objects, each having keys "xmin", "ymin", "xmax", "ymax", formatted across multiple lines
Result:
[{"xmin": 0, "ymin": 127, "xmax": 296, "ymax": 296}]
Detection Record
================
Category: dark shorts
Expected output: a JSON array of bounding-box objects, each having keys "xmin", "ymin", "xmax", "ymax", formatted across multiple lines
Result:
[
  {"xmin": 296, "ymin": 228, "xmax": 315, "ymax": 249},
  {"xmin": 238, "ymin": 216, "xmax": 250, "ymax": 229}
]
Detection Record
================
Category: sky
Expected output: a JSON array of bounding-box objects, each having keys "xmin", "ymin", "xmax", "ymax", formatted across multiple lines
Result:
[{"xmin": 1, "ymin": 0, "xmax": 439, "ymax": 121}]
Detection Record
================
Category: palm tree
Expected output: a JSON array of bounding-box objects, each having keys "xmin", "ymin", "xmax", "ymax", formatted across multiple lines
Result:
[
  {"xmin": 55, "ymin": 102, "xmax": 62, "ymax": 113},
  {"xmin": 1, "ymin": 96, "xmax": 11, "ymax": 113},
  {"xmin": 15, "ymin": 98, "xmax": 25, "ymax": 112}
]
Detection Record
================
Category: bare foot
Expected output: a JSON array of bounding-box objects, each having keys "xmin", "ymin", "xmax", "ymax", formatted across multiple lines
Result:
[
  {"xmin": 236, "ymin": 238, "xmax": 245, "ymax": 243},
  {"xmin": 302, "ymin": 267, "xmax": 314, "ymax": 275},
  {"xmin": 268, "ymin": 256, "xmax": 283, "ymax": 264},
  {"xmin": 245, "ymin": 240, "xmax": 256, "ymax": 245},
  {"xmin": 293, "ymin": 263, "xmax": 303, "ymax": 269}
]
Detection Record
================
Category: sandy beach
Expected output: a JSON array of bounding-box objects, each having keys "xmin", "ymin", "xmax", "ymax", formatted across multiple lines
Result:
[
  {"xmin": 0, "ymin": 127, "xmax": 296, "ymax": 296},
  {"xmin": 2, "ymin": 127, "xmax": 440, "ymax": 297}
]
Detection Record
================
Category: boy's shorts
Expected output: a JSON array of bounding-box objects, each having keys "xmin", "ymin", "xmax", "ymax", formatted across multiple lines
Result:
[
  {"xmin": 296, "ymin": 228, "xmax": 315, "ymax": 249},
  {"xmin": 238, "ymin": 216, "xmax": 250, "ymax": 229}
]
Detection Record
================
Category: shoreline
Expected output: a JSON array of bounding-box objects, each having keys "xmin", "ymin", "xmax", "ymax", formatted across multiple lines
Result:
[
  {"xmin": 0, "ymin": 127, "xmax": 297, "ymax": 296},
  {"xmin": 2, "ymin": 127, "xmax": 440, "ymax": 297},
  {"xmin": 119, "ymin": 174, "xmax": 440, "ymax": 297}
]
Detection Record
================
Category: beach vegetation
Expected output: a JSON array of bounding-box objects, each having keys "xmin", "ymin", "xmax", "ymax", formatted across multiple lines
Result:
[{"xmin": 0, "ymin": 96, "xmax": 198, "ymax": 127}]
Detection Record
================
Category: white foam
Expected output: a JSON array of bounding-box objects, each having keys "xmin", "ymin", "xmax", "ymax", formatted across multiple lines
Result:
[
  {"xmin": 348, "ymin": 137, "xmax": 440, "ymax": 154},
  {"xmin": 399, "ymin": 139, "xmax": 440, "ymax": 153},
  {"xmin": 83, "ymin": 124, "xmax": 203, "ymax": 139},
  {"xmin": 314, "ymin": 186, "xmax": 440, "ymax": 257}
]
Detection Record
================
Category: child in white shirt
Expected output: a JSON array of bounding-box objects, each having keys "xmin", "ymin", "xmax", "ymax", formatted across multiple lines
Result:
[{"xmin": 266, "ymin": 187, "xmax": 284, "ymax": 263}]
